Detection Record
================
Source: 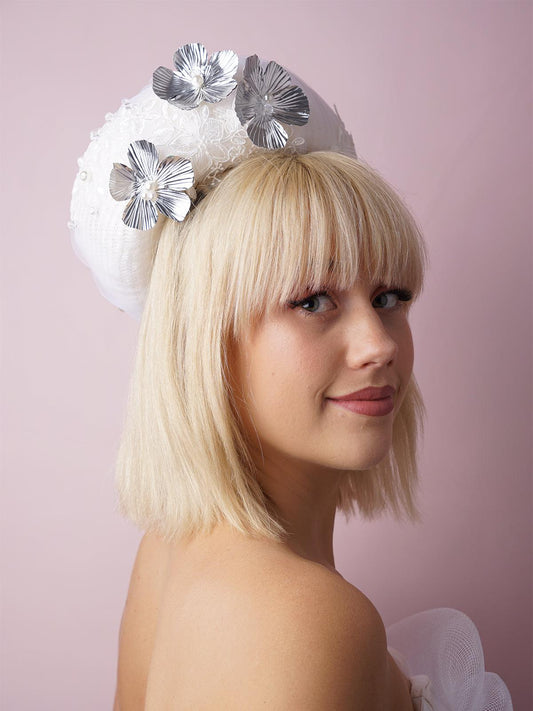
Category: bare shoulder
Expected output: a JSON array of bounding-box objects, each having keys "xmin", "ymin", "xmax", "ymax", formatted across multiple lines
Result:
[
  {"xmin": 236, "ymin": 558, "xmax": 395, "ymax": 709},
  {"xmin": 115, "ymin": 532, "xmax": 170, "ymax": 711},
  {"xmin": 119, "ymin": 531, "xmax": 170, "ymax": 636},
  {"xmin": 145, "ymin": 529, "xmax": 412, "ymax": 710}
]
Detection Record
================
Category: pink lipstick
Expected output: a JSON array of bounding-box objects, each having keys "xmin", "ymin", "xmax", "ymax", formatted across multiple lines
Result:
[{"xmin": 327, "ymin": 385, "xmax": 395, "ymax": 417}]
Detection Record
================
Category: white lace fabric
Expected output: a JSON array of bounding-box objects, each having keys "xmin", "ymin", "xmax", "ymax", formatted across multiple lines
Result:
[{"xmin": 386, "ymin": 608, "xmax": 513, "ymax": 711}]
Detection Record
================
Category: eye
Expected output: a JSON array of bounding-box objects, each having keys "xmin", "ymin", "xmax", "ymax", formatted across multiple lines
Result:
[
  {"xmin": 373, "ymin": 288, "xmax": 413, "ymax": 310},
  {"xmin": 289, "ymin": 291, "xmax": 336, "ymax": 314}
]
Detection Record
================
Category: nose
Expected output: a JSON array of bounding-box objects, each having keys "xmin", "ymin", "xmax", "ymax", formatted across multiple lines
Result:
[{"xmin": 344, "ymin": 307, "xmax": 398, "ymax": 370}]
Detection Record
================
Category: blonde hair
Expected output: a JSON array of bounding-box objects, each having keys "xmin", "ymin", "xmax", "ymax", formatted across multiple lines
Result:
[{"xmin": 116, "ymin": 151, "xmax": 427, "ymax": 541}]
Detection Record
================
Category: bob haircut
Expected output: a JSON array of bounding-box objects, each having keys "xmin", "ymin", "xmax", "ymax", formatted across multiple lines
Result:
[{"xmin": 116, "ymin": 151, "xmax": 427, "ymax": 541}]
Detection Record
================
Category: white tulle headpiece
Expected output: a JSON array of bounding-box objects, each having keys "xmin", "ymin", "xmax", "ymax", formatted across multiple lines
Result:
[{"xmin": 69, "ymin": 43, "xmax": 356, "ymax": 318}]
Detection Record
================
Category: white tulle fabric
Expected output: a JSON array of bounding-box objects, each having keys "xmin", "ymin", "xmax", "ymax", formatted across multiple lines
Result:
[
  {"xmin": 69, "ymin": 57, "xmax": 356, "ymax": 318},
  {"xmin": 386, "ymin": 608, "xmax": 513, "ymax": 711}
]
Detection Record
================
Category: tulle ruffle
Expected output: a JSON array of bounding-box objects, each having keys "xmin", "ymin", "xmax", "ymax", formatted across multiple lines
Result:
[{"xmin": 386, "ymin": 608, "xmax": 513, "ymax": 711}]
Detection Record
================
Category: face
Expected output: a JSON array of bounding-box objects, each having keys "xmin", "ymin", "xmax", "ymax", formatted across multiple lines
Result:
[{"xmin": 231, "ymin": 277, "xmax": 414, "ymax": 477}]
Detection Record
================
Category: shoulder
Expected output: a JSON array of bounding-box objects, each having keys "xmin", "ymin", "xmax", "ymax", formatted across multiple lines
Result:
[
  {"xmin": 116, "ymin": 532, "xmax": 170, "ymax": 711},
  {"xmin": 252, "ymin": 566, "xmax": 388, "ymax": 709},
  {"xmin": 120, "ymin": 531, "xmax": 169, "ymax": 629},
  {"xmin": 147, "ymin": 530, "xmax": 405, "ymax": 709},
  {"xmin": 245, "ymin": 561, "xmax": 390, "ymax": 709}
]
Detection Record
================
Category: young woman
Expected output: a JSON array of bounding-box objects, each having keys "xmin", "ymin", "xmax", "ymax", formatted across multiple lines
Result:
[{"xmin": 70, "ymin": 43, "xmax": 512, "ymax": 710}]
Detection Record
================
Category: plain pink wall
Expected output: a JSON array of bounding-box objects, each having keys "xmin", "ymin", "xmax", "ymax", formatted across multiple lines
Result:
[{"xmin": 1, "ymin": 1, "xmax": 531, "ymax": 708}]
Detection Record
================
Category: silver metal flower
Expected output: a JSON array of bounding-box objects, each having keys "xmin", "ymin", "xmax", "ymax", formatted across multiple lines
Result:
[
  {"xmin": 109, "ymin": 140, "xmax": 194, "ymax": 230},
  {"xmin": 153, "ymin": 43, "xmax": 238, "ymax": 110},
  {"xmin": 235, "ymin": 55, "xmax": 310, "ymax": 150}
]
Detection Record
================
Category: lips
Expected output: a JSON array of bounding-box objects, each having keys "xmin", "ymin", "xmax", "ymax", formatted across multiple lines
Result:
[
  {"xmin": 333, "ymin": 385, "xmax": 396, "ymax": 401},
  {"xmin": 327, "ymin": 385, "xmax": 396, "ymax": 416}
]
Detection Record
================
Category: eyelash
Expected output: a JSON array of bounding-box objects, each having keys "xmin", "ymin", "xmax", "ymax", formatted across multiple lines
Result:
[
  {"xmin": 289, "ymin": 288, "xmax": 413, "ymax": 316},
  {"xmin": 373, "ymin": 288, "xmax": 413, "ymax": 310}
]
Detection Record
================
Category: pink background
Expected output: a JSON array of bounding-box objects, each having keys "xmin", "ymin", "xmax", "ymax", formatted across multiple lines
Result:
[{"xmin": 1, "ymin": 1, "xmax": 531, "ymax": 708}]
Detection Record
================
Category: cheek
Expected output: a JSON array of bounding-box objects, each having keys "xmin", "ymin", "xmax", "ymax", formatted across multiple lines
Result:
[
  {"xmin": 247, "ymin": 331, "xmax": 307, "ymax": 400},
  {"xmin": 395, "ymin": 322, "xmax": 415, "ymax": 404},
  {"xmin": 235, "ymin": 325, "xmax": 326, "ymax": 428},
  {"xmin": 401, "ymin": 325, "xmax": 414, "ymax": 370}
]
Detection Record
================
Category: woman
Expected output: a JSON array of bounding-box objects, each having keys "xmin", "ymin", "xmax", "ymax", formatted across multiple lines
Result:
[{"xmin": 70, "ymin": 44, "xmax": 512, "ymax": 710}]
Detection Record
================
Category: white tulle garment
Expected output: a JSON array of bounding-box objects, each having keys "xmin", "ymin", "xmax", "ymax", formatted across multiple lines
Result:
[{"xmin": 386, "ymin": 608, "xmax": 513, "ymax": 710}]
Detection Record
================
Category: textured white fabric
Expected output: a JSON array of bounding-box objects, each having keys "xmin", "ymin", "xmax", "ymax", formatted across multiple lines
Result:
[
  {"xmin": 387, "ymin": 608, "xmax": 513, "ymax": 711},
  {"xmin": 69, "ymin": 57, "xmax": 356, "ymax": 318}
]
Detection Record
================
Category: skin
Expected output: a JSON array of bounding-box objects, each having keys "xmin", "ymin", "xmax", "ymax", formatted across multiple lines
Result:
[
  {"xmin": 232, "ymin": 276, "xmax": 414, "ymax": 570},
  {"xmin": 114, "ymin": 275, "xmax": 415, "ymax": 709}
]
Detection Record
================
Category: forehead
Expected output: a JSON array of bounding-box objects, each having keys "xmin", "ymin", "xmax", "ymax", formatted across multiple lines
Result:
[
  {"xmin": 228, "ymin": 224, "xmax": 423, "ymax": 339},
  {"xmin": 216, "ymin": 153, "xmax": 425, "ymax": 336}
]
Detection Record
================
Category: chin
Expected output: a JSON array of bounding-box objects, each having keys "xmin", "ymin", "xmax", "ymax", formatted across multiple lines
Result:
[{"xmin": 326, "ymin": 441, "xmax": 392, "ymax": 472}]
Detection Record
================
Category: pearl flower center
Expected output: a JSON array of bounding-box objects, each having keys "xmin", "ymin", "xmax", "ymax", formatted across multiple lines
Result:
[
  {"xmin": 190, "ymin": 71, "xmax": 205, "ymax": 89},
  {"xmin": 139, "ymin": 180, "xmax": 159, "ymax": 201}
]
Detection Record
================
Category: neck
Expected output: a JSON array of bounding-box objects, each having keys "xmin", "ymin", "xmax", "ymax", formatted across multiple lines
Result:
[{"xmin": 256, "ymin": 451, "xmax": 343, "ymax": 572}]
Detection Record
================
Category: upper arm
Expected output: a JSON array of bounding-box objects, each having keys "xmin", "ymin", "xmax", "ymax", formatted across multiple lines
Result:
[{"xmin": 237, "ymin": 584, "xmax": 393, "ymax": 710}]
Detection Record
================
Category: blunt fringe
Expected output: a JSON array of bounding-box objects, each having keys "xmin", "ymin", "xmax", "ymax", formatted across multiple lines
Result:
[{"xmin": 116, "ymin": 151, "xmax": 427, "ymax": 541}]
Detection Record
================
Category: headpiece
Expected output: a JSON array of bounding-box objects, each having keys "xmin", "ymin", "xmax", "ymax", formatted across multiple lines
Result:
[{"xmin": 70, "ymin": 43, "xmax": 356, "ymax": 318}]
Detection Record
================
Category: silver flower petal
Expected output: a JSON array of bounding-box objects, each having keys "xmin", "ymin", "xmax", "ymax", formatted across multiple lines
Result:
[
  {"xmin": 234, "ymin": 82, "xmax": 257, "ymax": 124},
  {"xmin": 260, "ymin": 60, "xmax": 292, "ymax": 96},
  {"xmin": 127, "ymin": 140, "xmax": 159, "ymax": 180},
  {"xmin": 210, "ymin": 49, "xmax": 239, "ymax": 79},
  {"xmin": 155, "ymin": 190, "xmax": 191, "ymax": 222},
  {"xmin": 240, "ymin": 55, "xmax": 267, "ymax": 96},
  {"xmin": 109, "ymin": 163, "xmax": 135, "ymax": 201},
  {"xmin": 153, "ymin": 66, "xmax": 197, "ymax": 107},
  {"xmin": 153, "ymin": 43, "xmax": 238, "ymax": 109},
  {"xmin": 235, "ymin": 55, "xmax": 310, "ymax": 149},
  {"xmin": 109, "ymin": 140, "xmax": 195, "ymax": 230},
  {"xmin": 268, "ymin": 85, "xmax": 310, "ymax": 126},
  {"xmin": 247, "ymin": 116, "xmax": 288, "ymax": 151},
  {"xmin": 172, "ymin": 42, "xmax": 208, "ymax": 78},
  {"xmin": 122, "ymin": 196, "xmax": 159, "ymax": 231},
  {"xmin": 200, "ymin": 49, "xmax": 238, "ymax": 103},
  {"xmin": 156, "ymin": 156, "xmax": 194, "ymax": 192}
]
